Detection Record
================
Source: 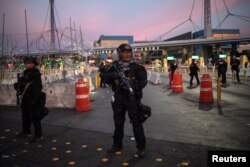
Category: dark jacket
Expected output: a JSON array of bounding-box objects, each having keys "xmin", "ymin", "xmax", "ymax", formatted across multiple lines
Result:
[
  {"xmin": 105, "ymin": 60, "xmax": 147, "ymax": 99},
  {"xmin": 216, "ymin": 59, "xmax": 227, "ymax": 73},
  {"xmin": 230, "ymin": 58, "xmax": 240, "ymax": 70},
  {"xmin": 189, "ymin": 62, "xmax": 199, "ymax": 75},
  {"xmin": 169, "ymin": 63, "xmax": 177, "ymax": 73},
  {"xmin": 20, "ymin": 68, "xmax": 42, "ymax": 107},
  {"xmin": 99, "ymin": 64, "xmax": 105, "ymax": 76}
]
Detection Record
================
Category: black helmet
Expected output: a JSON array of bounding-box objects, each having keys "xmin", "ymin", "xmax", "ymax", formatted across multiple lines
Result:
[
  {"xmin": 117, "ymin": 43, "xmax": 132, "ymax": 52},
  {"xmin": 24, "ymin": 56, "xmax": 38, "ymax": 66}
]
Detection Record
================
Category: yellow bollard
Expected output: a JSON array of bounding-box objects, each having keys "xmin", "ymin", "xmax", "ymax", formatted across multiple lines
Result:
[
  {"xmin": 98, "ymin": 74, "xmax": 101, "ymax": 88},
  {"xmin": 215, "ymin": 70, "xmax": 218, "ymax": 81},
  {"xmin": 86, "ymin": 77, "xmax": 90, "ymax": 93},
  {"xmin": 244, "ymin": 69, "xmax": 247, "ymax": 84},
  {"xmin": 217, "ymin": 78, "xmax": 222, "ymax": 106},
  {"xmin": 232, "ymin": 71, "xmax": 236, "ymax": 83},
  {"xmin": 95, "ymin": 73, "xmax": 100, "ymax": 88}
]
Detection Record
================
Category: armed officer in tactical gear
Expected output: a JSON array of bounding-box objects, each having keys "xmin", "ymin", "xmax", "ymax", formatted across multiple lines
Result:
[
  {"xmin": 105, "ymin": 43, "xmax": 147, "ymax": 158},
  {"xmin": 14, "ymin": 56, "xmax": 43, "ymax": 143}
]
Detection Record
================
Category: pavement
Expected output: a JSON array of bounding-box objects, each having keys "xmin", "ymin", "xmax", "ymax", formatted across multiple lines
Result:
[{"xmin": 1, "ymin": 70, "xmax": 250, "ymax": 167}]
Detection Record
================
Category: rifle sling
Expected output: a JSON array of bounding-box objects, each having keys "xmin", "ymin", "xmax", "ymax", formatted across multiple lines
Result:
[{"xmin": 20, "ymin": 81, "xmax": 33, "ymax": 102}]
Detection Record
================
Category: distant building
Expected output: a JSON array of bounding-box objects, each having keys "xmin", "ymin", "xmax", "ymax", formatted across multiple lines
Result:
[
  {"xmin": 192, "ymin": 29, "xmax": 240, "ymax": 63},
  {"xmin": 164, "ymin": 32, "xmax": 192, "ymax": 41},
  {"xmin": 94, "ymin": 35, "xmax": 134, "ymax": 47},
  {"xmin": 193, "ymin": 29, "xmax": 240, "ymax": 39},
  {"xmin": 94, "ymin": 35, "xmax": 133, "ymax": 61}
]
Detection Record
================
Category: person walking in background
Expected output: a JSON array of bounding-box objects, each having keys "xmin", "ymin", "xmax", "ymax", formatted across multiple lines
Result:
[
  {"xmin": 168, "ymin": 61, "xmax": 177, "ymax": 88},
  {"xmin": 105, "ymin": 43, "xmax": 147, "ymax": 158},
  {"xmin": 216, "ymin": 58, "xmax": 228, "ymax": 85},
  {"xmin": 14, "ymin": 56, "xmax": 43, "ymax": 143},
  {"xmin": 231, "ymin": 55, "xmax": 241, "ymax": 83},
  {"xmin": 99, "ymin": 62, "xmax": 106, "ymax": 88},
  {"xmin": 189, "ymin": 59, "xmax": 200, "ymax": 87}
]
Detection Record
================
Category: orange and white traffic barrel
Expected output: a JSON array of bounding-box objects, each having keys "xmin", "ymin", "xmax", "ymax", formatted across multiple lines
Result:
[
  {"xmin": 75, "ymin": 76, "xmax": 91, "ymax": 112},
  {"xmin": 199, "ymin": 74, "xmax": 213, "ymax": 104},
  {"xmin": 172, "ymin": 72, "xmax": 183, "ymax": 93}
]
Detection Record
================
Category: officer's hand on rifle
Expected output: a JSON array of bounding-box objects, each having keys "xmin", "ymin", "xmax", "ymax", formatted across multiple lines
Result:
[
  {"xmin": 133, "ymin": 83, "xmax": 141, "ymax": 91},
  {"xmin": 120, "ymin": 82, "xmax": 130, "ymax": 91}
]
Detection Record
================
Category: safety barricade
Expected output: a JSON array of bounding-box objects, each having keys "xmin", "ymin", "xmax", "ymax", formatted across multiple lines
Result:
[
  {"xmin": 75, "ymin": 76, "xmax": 91, "ymax": 112},
  {"xmin": 148, "ymin": 71, "xmax": 162, "ymax": 84},
  {"xmin": 172, "ymin": 72, "xmax": 183, "ymax": 93},
  {"xmin": 84, "ymin": 76, "xmax": 95, "ymax": 93},
  {"xmin": 199, "ymin": 74, "xmax": 213, "ymax": 104},
  {"xmin": 147, "ymin": 71, "xmax": 152, "ymax": 81}
]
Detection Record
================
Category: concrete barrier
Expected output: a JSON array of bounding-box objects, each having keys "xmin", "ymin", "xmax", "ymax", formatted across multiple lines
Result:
[
  {"xmin": 0, "ymin": 82, "xmax": 75, "ymax": 108},
  {"xmin": 0, "ymin": 71, "xmax": 100, "ymax": 108},
  {"xmin": 0, "ymin": 85, "xmax": 16, "ymax": 106},
  {"xmin": 44, "ymin": 82, "xmax": 75, "ymax": 108},
  {"xmin": 147, "ymin": 71, "xmax": 152, "ymax": 81},
  {"xmin": 147, "ymin": 71, "xmax": 162, "ymax": 84}
]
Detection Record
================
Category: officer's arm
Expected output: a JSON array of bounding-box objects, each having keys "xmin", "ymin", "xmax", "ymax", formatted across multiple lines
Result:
[
  {"xmin": 30, "ymin": 71, "xmax": 42, "ymax": 105},
  {"xmin": 104, "ymin": 65, "xmax": 118, "ymax": 85}
]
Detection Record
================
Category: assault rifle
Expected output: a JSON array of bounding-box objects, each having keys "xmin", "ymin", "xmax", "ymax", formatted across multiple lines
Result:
[{"xmin": 112, "ymin": 63, "xmax": 134, "ymax": 97}]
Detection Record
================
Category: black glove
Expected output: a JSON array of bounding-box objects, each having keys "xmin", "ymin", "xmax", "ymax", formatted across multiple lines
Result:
[
  {"xmin": 120, "ymin": 82, "xmax": 129, "ymax": 91},
  {"xmin": 133, "ymin": 84, "xmax": 141, "ymax": 91}
]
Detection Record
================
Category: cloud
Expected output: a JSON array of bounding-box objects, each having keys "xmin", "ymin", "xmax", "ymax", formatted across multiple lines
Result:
[{"xmin": 0, "ymin": 0, "xmax": 249, "ymax": 44}]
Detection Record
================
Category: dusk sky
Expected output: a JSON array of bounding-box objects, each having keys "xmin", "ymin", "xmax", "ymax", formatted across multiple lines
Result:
[{"xmin": 0, "ymin": 0, "xmax": 250, "ymax": 46}]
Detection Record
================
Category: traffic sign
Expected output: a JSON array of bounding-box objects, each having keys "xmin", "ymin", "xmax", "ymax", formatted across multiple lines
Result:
[
  {"xmin": 219, "ymin": 54, "xmax": 227, "ymax": 58},
  {"xmin": 167, "ymin": 56, "xmax": 174, "ymax": 60},
  {"xmin": 192, "ymin": 55, "xmax": 199, "ymax": 59}
]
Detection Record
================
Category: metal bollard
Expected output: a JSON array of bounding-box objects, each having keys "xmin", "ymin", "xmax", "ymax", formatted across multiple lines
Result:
[
  {"xmin": 95, "ymin": 73, "xmax": 100, "ymax": 88},
  {"xmin": 232, "ymin": 71, "xmax": 236, "ymax": 83},
  {"xmin": 217, "ymin": 77, "xmax": 222, "ymax": 106},
  {"xmin": 244, "ymin": 69, "xmax": 247, "ymax": 84}
]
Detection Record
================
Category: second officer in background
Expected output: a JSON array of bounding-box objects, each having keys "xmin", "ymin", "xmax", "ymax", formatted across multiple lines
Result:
[
  {"xmin": 230, "ymin": 55, "xmax": 241, "ymax": 83},
  {"xmin": 189, "ymin": 59, "xmax": 200, "ymax": 87},
  {"xmin": 216, "ymin": 58, "xmax": 228, "ymax": 85},
  {"xmin": 105, "ymin": 43, "xmax": 147, "ymax": 158},
  {"xmin": 14, "ymin": 56, "xmax": 43, "ymax": 143}
]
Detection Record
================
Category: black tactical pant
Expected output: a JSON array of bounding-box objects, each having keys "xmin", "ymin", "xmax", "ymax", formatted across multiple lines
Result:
[
  {"xmin": 100, "ymin": 74, "xmax": 106, "ymax": 87},
  {"xmin": 111, "ymin": 94, "xmax": 146, "ymax": 150},
  {"xmin": 232, "ymin": 69, "xmax": 240, "ymax": 83},
  {"xmin": 190, "ymin": 73, "xmax": 200, "ymax": 85},
  {"xmin": 21, "ymin": 100, "xmax": 42, "ymax": 137},
  {"xmin": 218, "ymin": 71, "xmax": 227, "ymax": 84}
]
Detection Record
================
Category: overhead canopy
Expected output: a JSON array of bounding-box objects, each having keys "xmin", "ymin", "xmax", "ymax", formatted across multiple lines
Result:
[
  {"xmin": 98, "ymin": 54, "xmax": 108, "ymax": 59},
  {"xmin": 111, "ymin": 54, "xmax": 119, "ymax": 59}
]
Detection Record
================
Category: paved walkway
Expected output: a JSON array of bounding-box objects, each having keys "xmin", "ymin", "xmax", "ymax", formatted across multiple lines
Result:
[{"xmin": 0, "ymin": 106, "xmax": 230, "ymax": 167}]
